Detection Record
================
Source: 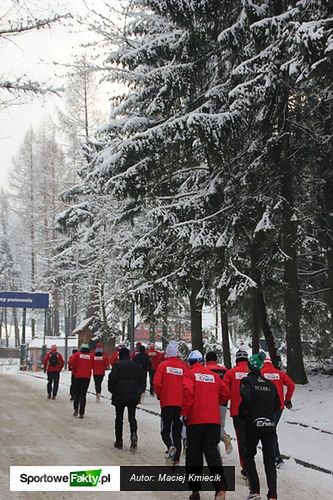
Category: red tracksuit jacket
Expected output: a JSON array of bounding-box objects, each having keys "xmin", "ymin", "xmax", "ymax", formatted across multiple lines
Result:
[
  {"xmin": 182, "ymin": 363, "xmax": 229, "ymax": 425},
  {"xmin": 92, "ymin": 353, "xmax": 109, "ymax": 376},
  {"xmin": 147, "ymin": 348, "xmax": 163, "ymax": 370},
  {"xmin": 153, "ymin": 357, "xmax": 188, "ymax": 408},
  {"xmin": 43, "ymin": 352, "xmax": 64, "ymax": 373},
  {"xmin": 68, "ymin": 354, "xmax": 76, "ymax": 372},
  {"xmin": 71, "ymin": 351, "xmax": 93, "ymax": 379},
  {"xmin": 206, "ymin": 361, "xmax": 228, "ymax": 378},
  {"xmin": 223, "ymin": 361, "xmax": 249, "ymax": 417},
  {"xmin": 109, "ymin": 351, "xmax": 119, "ymax": 366},
  {"xmin": 261, "ymin": 360, "xmax": 295, "ymax": 409}
]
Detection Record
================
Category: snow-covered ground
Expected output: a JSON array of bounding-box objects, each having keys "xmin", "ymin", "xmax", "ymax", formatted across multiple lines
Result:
[{"xmin": 0, "ymin": 370, "xmax": 332, "ymax": 499}]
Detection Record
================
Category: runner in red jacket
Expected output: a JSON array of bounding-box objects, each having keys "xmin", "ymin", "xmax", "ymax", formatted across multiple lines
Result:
[
  {"xmin": 109, "ymin": 349, "xmax": 119, "ymax": 366},
  {"xmin": 43, "ymin": 345, "xmax": 64, "ymax": 400},
  {"xmin": 182, "ymin": 350, "xmax": 228, "ymax": 500},
  {"xmin": 147, "ymin": 343, "xmax": 163, "ymax": 395},
  {"xmin": 223, "ymin": 349, "xmax": 249, "ymax": 476},
  {"xmin": 261, "ymin": 356, "xmax": 295, "ymax": 466},
  {"xmin": 68, "ymin": 348, "xmax": 78, "ymax": 401},
  {"xmin": 110, "ymin": 343, "xmax": 126, "ymax": 366},
  {"xmin": 153, "ymin": 340, "xmax": 188, "ymax": 465},
  {"xmin": 92, "ymin": 343, "xmax": 110, "ymax": 401},
  {"xmin": 130, "ymin": 341, "xmax": 142, "ymax": 360},
  {"xmin": 71, "ymin": 343, "xmax": 93, "ymax": 418},
  {"xmin": 206, "ymin": 351, "xmax": 233, "ymax": 455}
]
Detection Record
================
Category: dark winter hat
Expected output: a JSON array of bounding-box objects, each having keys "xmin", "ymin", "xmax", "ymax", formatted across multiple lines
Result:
[
  {"xmin": 80, "ymin": 343, "xmax": 89, "ymax": 352},
  {"xmin": 235, "ymin": 350, "xmax": 248, "ymax": 363},
  {"xmin": 248, "ymin": 351, "xmax": 266, "ymax": 371},
  {"xmin": 139, "ymin": 345, "xmax": 146, "ymax": 353},
  {"xmin": 119, "ymin": 347, "xmax": 130, "ymax": 360},
  {"xmin": 72, "ymin": 348, "xmax": 78, "ymax": 354},
  {"xmin": 205, "ymin": 351, "xmax": 217, "ymax": 363}
]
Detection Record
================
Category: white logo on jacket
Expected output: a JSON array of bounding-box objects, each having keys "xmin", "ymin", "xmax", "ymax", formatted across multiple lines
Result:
[
  {"xmin": 79, "ymin": 354, "xmax": 91, "ymax": 360},
  {"xmin": 166, "ymin": 367, "xmax": 183, "ymax": 376},
  {"xmin": 194, "ymin": 373, "xmax": 215, "ymax": 383},
  {"xmin": 253, "ymin": 417, "xmax": 275, "ymax": 428},
  {"xmin": 263, "ymin": 373, "xmax": 280, "ymax": 380},
  {"xmin": 235, "ymin": 372, "xmax": 248, "ymax": 380}
]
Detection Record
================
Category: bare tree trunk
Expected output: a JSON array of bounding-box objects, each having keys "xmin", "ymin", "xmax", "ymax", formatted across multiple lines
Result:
[
  {"xmin": 21, "ymin": 308, "xmax": 26, "ymax": 345},
  {"xmin": 53, "ymin": 287, "xmax": 60, "ymax": 336},
  {"xmin": 279, "ymin": 123, "xmax": 307, "ymax": 382},
  {"xmin": 250, "ymin": 243, "xmax": 261, "ymax": 355},
  {"xmin": 4, "ymin": 309, "xmax": 9, "ymax": 347},
  {"xmin": 274, "ymin": 1, "xmax": 307, "ymax": 385},
  {"xmin": 322, "ymin": 105, "xmax": 333, "ymax": 338},
  {"xmin": 218, "ymin": 288, "xmax": 231, "ymax": 369},
  {"xmin": 251, "ymin": 292, "xmax": 260, "ymax": 355},
  {"xmin": 70, "ymin": 285, "xmax": 77, "ymax": 332},
  {"xmin": 12, "ymin": 308, "xmax": 20, "ymax": 347},
  {"xmin": 161, "ymin": 300, "xmax": 168, "ymax": 350},
  {"xmin": 149, "ymin": 320, "xmax": 156, "ymax": 343},
  {"xmin": 100, "ymin": 283, "xmax": 110, "ymax": 340},
  {"xmin": 189, "ymin": 279, "xmax": 203, "ymax": 352},
  {"xmin": 29, "ymin": 137, "xmax": 36, "ymax": 339},
  {"xmin": 250, "ymin": 241, "xmax": 282, "ymax": 369}
]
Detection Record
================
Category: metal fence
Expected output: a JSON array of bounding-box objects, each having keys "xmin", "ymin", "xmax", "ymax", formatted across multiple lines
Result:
[{"xmin": 0, "ymin": 347, "xmax": 20, "ymax": 358}]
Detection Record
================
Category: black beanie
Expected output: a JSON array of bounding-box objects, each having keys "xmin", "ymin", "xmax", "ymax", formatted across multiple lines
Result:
[
  {"xmin": 235, "ymin": 350, "xmax": 248, "ymax": 363},
  {"xmin": 206, "ymin": 351, "xmax": 218, "ymax": 363}
]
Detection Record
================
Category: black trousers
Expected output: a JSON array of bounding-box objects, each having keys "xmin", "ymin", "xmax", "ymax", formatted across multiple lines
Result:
[
  {"xmin": 232, "ymin": 415, "xmax": 247, "ymax": 469},
  {"xmin": 115, "ymin": 403, "xmax": 137, "ymax": 442},
  {"xmin": 161, "ymin": 406, "xmax": 182, "ymax": 461},
  {"xmin": 47, "ymin": 372, "xmax": 60, "ymax": 397},
  {"xmin": 273, "ymin": 409, "xmax": 282, "ymax": 459},
  {"xmin": 149, "ymin": 368, "xmax": 155, "ymax": 394},
  {"xmin": 244, "ymin": 430, "xmax": 277, "ymax": 498},
  {"xmin": 94, "ymin": 374, "xmax": 104, "ymax": 394},
  {"xmin": 70, "ymin": 374, "xmax": 76, "ymax": 398},
  {"xmin": 73, "ymin": 378, "xmax": 90, "ymax": 416},
  {"xmin": 186, "ymin": 424, "xmax": 227, "ymax": 493}
]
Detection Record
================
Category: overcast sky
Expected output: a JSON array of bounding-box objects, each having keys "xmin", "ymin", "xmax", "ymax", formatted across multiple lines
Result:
[{"xmin": 0, "ymin": 0, "xmax": 110, "ymax": 187}]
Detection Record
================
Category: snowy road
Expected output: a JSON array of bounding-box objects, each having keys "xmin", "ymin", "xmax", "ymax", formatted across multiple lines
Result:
[{"xmin": 0, "ymin": 372, "xmax": 332, "ymax": 500}]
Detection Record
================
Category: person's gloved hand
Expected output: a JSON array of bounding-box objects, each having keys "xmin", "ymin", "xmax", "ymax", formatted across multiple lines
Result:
[{"xmin": 285, "ymin": 400, "xmax": 292, "ymax": 410}]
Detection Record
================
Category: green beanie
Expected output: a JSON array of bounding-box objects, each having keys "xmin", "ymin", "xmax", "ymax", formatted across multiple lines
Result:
[{"xmin": 248, "ymin": 351, "xmax": 266, "ymax": 371}]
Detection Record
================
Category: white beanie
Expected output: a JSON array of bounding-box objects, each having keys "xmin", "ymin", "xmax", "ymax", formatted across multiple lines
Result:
[{"xmin": 165, "ymin": 341, "xmax": 179, "ymax": 358}]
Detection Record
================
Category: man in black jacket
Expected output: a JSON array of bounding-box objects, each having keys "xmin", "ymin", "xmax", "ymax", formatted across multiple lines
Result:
[
  {"xmin": 132, "ymin": 344, "xmax": 149, "ymax": 397},
  {"xmin": 239, "ymin": 352, "xmax": 280, "ymax": 500},
  {"xmin": 108, "ymin": 347, "xmax": 144, "ymax": 451}
]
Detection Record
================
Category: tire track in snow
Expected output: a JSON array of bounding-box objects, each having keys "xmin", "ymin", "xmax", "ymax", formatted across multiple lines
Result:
[
  {"xmin": 285, "ymin": 419, "xmax": 333, "ymax": 436},
  {"xmin": 22, "ymin": 372, "xmax": 333, "ymax": 477}
]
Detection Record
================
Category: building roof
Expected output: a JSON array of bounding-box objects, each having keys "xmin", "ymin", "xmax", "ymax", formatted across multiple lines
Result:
[
  {"xmin": 28, "ymin": 336, "xmax": 78, "ymax": 349},
  {"xmin": 72, "ymin": 316, "xmax": 95, "ymax": 335}
]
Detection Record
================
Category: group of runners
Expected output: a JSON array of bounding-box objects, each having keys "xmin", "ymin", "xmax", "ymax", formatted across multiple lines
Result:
[{"xmin": 42, "ymin": 339, "xmax": 295, "ymax": 500}]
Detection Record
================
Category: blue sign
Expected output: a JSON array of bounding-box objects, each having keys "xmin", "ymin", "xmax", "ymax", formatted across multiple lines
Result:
[{"xmin": 0, "ymin": 291, "xmax": 49, "ymax": 309}]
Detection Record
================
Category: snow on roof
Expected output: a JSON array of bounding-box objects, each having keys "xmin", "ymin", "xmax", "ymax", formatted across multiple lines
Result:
[
  {"xmin": 72, "ymin": 316, "xmax": 95, "ymax": 335},
  {"xmin": 28, "ymin": 337, "xmax": 78, "ymax": 349}
]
